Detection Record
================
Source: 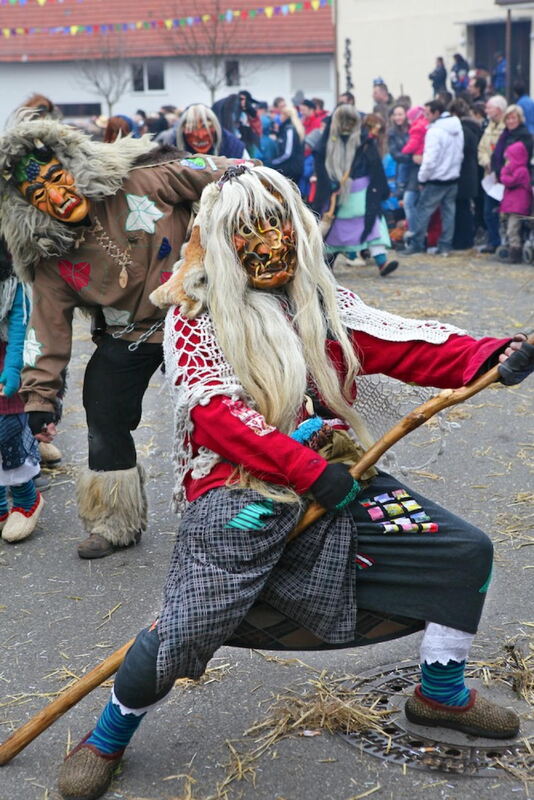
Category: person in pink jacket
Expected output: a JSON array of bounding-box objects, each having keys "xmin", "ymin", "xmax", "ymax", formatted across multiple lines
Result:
[
  {"xmin": 499, "ymin": 140, "xmax": 533, "ymax": 262},
  {"xmin": 400, "ymin": 107, "xmax": 429, "ymax": 232}
]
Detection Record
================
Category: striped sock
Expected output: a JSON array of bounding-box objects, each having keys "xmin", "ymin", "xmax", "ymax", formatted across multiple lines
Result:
[
  {"xmin": 0, "ymin": 486, "xmax": 8, "ymax": 517},
  {"xmin": 86, "ymin": 698, "xmax": 145, "ymax": 755},
  {"xmin": 420, "ymin": 660, "xmax": 471, "ymax": 706},
  {"xmin": 11, "ymin": 480, "xmax": 37, "ymax": 512}
]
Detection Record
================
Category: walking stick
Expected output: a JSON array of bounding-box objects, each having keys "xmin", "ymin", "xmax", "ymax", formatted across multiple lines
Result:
[{"xmin": 0, "ymin": 339, "xmax": 531, "ymax": 766}]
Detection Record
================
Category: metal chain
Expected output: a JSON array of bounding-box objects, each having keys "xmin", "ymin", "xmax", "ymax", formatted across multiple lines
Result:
[{"xmin": 127, "ymin": 319, "xmax": 164, "ymax": 351}]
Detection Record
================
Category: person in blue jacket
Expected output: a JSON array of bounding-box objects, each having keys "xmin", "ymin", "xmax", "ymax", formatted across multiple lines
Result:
[
  {"xmin": 513, "ymin": 81, "xmax": 534, "ymax": 134},
  {"xmin": 0, "ymin": 237, "xmax": 43, "ymax": 542}
]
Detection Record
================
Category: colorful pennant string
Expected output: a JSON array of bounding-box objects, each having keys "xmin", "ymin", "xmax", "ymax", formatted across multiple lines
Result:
[{"xmin": 1, "ymin": 0, "xmax": 331, "ymax": 35}]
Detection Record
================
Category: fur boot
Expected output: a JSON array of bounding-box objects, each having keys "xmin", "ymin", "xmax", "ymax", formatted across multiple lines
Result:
[{"xmin": 76, "ymin": 465, "xmax": 147, "ymax": 547}]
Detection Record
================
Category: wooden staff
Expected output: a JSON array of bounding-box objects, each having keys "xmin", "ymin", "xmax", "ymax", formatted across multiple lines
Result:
[{"xmin": 0, "ymin": 341, "xmax": 530, "ymax": 766}]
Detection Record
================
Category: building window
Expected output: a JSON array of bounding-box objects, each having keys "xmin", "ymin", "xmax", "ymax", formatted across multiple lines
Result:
[
  {"xmin": 57, "ymin": 102, "xmax": 102, "ymax": 118},
  {"xmin": 132, "ymin": 60, "xmax": 165, "ymax": 92},
  {"xmin": 225, "ymin": 60, "xmax": 240, "ymax": 87}
]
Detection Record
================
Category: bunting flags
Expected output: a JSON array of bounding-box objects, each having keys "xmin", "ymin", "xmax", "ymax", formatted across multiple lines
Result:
[{"xmin": 1, "ymin": 0, "xmax": 332, "ymax": 36}]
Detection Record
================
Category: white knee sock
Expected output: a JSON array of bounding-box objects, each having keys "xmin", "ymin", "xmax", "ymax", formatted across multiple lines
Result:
[{"xmin": 420, "ymin": 622, "xmax": 474, "ymax": 666}]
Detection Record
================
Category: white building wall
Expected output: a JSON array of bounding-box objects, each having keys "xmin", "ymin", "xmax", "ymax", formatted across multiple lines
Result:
[
  {"xmin": 0, "ymin": 53, "xmax": 335, "ymax": 128},
  {"xmin": 337, "ymin": 0, "xmax": 532, "ymax": 110}
]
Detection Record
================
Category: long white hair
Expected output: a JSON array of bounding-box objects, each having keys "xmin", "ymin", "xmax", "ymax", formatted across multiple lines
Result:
[
  {"xmin": 175, "ymin": 104, "xmax": 223, "ymax": 154},
  {"xmin": 325, "ymin": 104, "xmax": 361, "ymax": 187},
  {"xmin": 189, "ymin": 165, "xmax": 371, "ymax": 448}
]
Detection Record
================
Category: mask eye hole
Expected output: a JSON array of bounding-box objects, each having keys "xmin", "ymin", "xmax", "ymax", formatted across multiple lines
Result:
[
  {"xmin": 239, "ymin": 224, "xmax": 254, "ymax": 237},
  {"xmin": 267, "ymin": 215, "xmax": 279, "ymax": 228}
]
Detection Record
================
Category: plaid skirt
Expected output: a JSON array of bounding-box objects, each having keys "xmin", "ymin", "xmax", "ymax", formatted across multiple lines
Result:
[{"xmin": 156, "ymin": 472, "xmax": 493, "ymax": 690}]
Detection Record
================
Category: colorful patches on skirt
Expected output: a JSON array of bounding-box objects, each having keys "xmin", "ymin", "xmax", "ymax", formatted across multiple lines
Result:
[
  {"xmin": 225, "ymin": 500, "xmax": 275, "ymax": 531},
  {"xmin": 359, "ymin": 490, "xmax": 439, "ymax": 535},
  {"xmin": 355, "ymin": 553, "xmax": 375, "ymax": 570}
]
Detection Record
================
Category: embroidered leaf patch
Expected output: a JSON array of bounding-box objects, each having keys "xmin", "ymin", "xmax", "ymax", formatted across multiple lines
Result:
[
  {"xmin": 58, "ymin": 259, "xmax": 91, "ymax": 292},
  {"xmin": 125, "ymin": 194, "xmax": 164, "ymax": 234},
  {"xmin": 180, "ymin": 157, "xmax": 207, "ymax": 170},
  {"xmin": 23, "ymin": 327, "xmax": 43, "ymax": 367},
  {"xmin": 157, "ymin": 237, "xmax": 172, "ymax": 259}
]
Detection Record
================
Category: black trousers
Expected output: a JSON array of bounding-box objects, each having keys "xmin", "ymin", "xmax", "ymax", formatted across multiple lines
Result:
[{"xmin": 82, "ymin": 335, "xmax": 163, "ymax": 471}]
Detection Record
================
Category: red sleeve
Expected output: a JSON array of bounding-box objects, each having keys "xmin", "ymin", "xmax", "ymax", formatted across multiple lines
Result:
[
  {"xmin": 351, "ymin": 331, "xmax": 512, "ymax": 387},
  {"xmin": 191, "ymin": 396, "xmax": 327, "ymax": 494}
]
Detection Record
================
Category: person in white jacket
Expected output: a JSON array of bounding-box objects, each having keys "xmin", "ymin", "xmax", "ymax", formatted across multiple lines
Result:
[{"xmin": 405, "ymin": 100, "xmax": 464, "ymax": 255}]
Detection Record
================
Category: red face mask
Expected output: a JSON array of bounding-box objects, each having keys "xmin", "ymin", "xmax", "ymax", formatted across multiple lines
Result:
[{"xmin": 184, "ymin": 123, "xmax": 215, "ymax": 154}]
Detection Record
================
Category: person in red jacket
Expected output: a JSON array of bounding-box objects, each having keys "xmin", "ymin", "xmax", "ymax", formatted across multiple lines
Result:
[
  {"xmin": 58, "ymin": 165, "xmax": 533, "ymax": 800},
  {"xmin": 401, "ymin": 106, "xmax": 429, "ymax": 234}
]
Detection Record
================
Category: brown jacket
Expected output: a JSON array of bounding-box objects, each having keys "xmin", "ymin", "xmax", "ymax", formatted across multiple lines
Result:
[{"xmin": 21, "ymin": 152, "xmax": 229, "ymax": 414}]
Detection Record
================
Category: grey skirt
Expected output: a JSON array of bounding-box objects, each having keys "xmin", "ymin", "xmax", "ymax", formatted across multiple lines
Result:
[{"xmin": 156, "ymin": 472, "xmax": 492, "ymax": 689}]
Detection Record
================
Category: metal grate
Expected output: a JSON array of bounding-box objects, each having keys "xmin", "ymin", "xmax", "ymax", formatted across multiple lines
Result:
[{"xmin": 339, "ymin": 660, "xmax": 533, "ymax": 777}]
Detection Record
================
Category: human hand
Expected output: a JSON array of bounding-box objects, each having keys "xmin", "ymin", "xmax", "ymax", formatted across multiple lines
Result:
[
  {"xmin": 498, "ymin": 333, "xmax": 534, "ymax": 385},
  {"xmin": 413, "ymin": 154, "xmax": 423, "ymax": 165},
  {"xmin": 27, "ymin": 411, "xmax": 56, "ymax": 437},
  {"xmin": 0, "ymin": 367, "xmax": 21, "ymax": 397},
  {"xmin": 35, "ymin": 422, "xmax": 57, "ymax": 443}
]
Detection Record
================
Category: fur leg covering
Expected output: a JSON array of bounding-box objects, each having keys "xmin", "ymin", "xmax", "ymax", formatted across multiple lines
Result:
[{"xmin": 76, "ymin": 465, "xmax": 147, "ymax": 547}]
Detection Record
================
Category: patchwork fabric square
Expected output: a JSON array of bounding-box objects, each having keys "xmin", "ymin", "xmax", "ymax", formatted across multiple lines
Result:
[{"xmin": 360, "ymin": 489, "xmax": 439, "ymax": 535}]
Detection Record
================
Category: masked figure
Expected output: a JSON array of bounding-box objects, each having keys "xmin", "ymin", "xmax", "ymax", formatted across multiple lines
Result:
[
  {"xmin": 313, "ymin": 104, "xmax": 399, "ymax": 277},
  {"xmin": 57, "ymin": 165, "xmax": 533, "ymax": 800},
  {"xmin": 159, "ymin": 104, "xmax": 248, "ymax": 159},
  {"xmin": 0, "ymin": 115, "xmax": 231, "ymax": 558}
]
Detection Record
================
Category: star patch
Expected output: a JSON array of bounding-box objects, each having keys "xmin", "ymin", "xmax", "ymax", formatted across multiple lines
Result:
[
  {"xmin": 157, "ymin": 237, "xmax": 172, "ymax": 259},
  {"xmin": 125, "ymin": 194, "xmax": 164, "ymax": 234},
  {"xmin": 58, "ymin": 259, "xmax": 91, "ymax": 292},
  {"xmin": 23, "ymin": 327, "xmax": 43, "ymax": 367},
  {"xmin": 180, "ymin": 157, "xmax": 207, "ymax": 170}
]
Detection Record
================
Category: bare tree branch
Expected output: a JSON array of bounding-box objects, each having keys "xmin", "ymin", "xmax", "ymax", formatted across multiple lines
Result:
[
  {"xmin": 77, "ymin": 35, "xmax": 132, "ymax": 117},
  {"xmin": 164, "ymin": 0, "xmax": 254, "ymax": 103}
]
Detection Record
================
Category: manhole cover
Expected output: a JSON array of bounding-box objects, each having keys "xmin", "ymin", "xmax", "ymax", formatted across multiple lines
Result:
[{"xmin": 339, "ymin": 660, "xmax": 533, "ymax": 777}]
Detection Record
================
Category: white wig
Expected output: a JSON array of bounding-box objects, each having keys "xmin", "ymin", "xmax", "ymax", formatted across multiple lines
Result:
[
  {"xmin": 325, "ymin": 104, "xmax": 361, "ymax": 191},
  {"xmin": 175, "ymin": 104, "xmax": 222, "ymax": 155},
  {"xmin": 186, "ymin": 165, "xmax": 371, "ymax": 446}
]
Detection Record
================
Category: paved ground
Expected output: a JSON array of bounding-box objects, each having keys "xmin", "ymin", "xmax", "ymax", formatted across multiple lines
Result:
[{"xmin": 0, "ymin": 249, "xmax": 533, "ymax": 800}]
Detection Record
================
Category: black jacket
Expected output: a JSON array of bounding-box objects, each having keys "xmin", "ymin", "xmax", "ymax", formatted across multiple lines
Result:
[
  {"xmin": 271, "ymin": 119, "xmax": 304, "ymax": 183},
  {"xmin": 457, "ymin": 117, "xmax": 482, "ymax": 199},
  {"xmin": 491, "ymin": 123, "xmax": 533, "ymax": 178}
]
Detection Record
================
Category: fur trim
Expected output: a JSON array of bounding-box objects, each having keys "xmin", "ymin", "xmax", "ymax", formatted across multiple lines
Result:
[
  {"xmin": 131, "ymin": 143, "xmax": 189, "ymax": 168},
  {"xmin": 149, "ymin": 225, "xmax": 206, "ymax": 314},
  {"xmin": 0, "ymin": 114, "xmax": 157, "ymax": 281},
  {"xmin": 76, "ymin": 464, "xmax": 147, "ymax": 546}
]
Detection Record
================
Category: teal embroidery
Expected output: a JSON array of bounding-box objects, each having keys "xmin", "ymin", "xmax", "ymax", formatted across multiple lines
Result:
[
  {"xmin": 23, "ymin": 327, "xmax": 43, "ymax": 367},
  {"xmin": 225, "ymin": 500, "xmax": 275, "ymax": 530},
  {"xmin": 125, "ymin": 194, "xmax": 164, "ymax": 234},
  {"xmin": 335, "ymin": 480, "xmax": 361, "ymax": 510},
  {"xmin": 479, "ymin": 565, "xmax": 493, "ymax": 594}
]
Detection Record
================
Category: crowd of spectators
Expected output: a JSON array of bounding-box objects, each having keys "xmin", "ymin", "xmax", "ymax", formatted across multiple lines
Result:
[{"xmin": 32, "ymin": 52, "xmax": 534, "ymax": 267}]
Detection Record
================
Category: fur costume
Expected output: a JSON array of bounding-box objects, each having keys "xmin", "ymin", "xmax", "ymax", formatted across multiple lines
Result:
[
  {"xmin": 0, "ymin": 114, "xmax": 157, "ymax": 281},
  {"xmin": 0, "ymin": 116, "xmax": 230, "ymax": 555}
]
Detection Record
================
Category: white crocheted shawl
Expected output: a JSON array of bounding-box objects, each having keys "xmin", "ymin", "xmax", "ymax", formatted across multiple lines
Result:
[{"xmin": 164, "ymin": 286, "xmax": 466, "ymax": 511}]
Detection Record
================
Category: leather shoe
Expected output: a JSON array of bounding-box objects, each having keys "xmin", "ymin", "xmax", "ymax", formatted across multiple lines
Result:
[{"xmin": 77, "ymin": 530, "xmax": 142, "ymax": 560}]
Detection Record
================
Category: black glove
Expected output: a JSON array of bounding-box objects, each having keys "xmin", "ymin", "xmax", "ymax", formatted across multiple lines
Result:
[
  {"xmin": 309, "ymin": 463, "xmax": 361, "ymax": 511},
  {"xmin": 27, "ymin": 411, "xmax": 56, "ymax": 436},
  {"xmin": 498, "ymin": 341, "xmax": 534, "ymax": 386}
]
